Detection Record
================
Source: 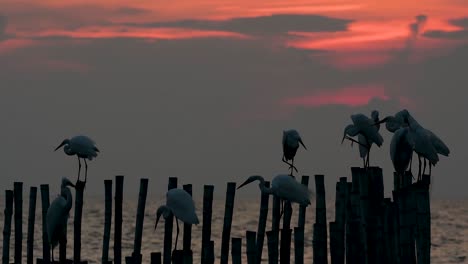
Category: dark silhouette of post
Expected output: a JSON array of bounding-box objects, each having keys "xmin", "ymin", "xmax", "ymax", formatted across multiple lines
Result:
[
  {"xmin": 114, "ymin": 176, "xmax": 124, "ymax": 264},
  {"xmin": 201, "ymin": 185, "xmax": 214, "ymax": 264},
  {"xmin": 220, "ymin": 182, "xmax": 236, "ymax": 264},
  {"xmin": 332, "ymin": 177, "xmax": 347, "ymax": 264},
  {"xmin": 163, "ymin": 177, "xmax": 177, "ymax": 264},
  {"xmin": 270, "ymin": 195, "xmax": 281, "ymax": 262},
  {"xmin": 293, "ymin": 227, "xmax": 304, "ymax": 264},
  {"xmin": 102, "ymin": 180, "xmax": 113, "ymax": 264},
  {"xmin": 14, "ymin": 182, "xmax": 23, "ymax": 264},
  {"xmin": 246, "ymin": 231, "xmax": 257, "ymax": 264},
  {"xmin": 313, "ymin": 175, "xmax": 328, "ymax": 264},
  {"xmin": 73, "ymin": 180, "xmax": 86, "ymax": 263},
  {"xmin": 2, "ymin": 190, "xmax": 13, "ymax": 264},
  {"xmin": 266, "ymin": 231, "xmax": 278, "ymax": 264},
  {"xmin": 27, "ymin": 187, "xmax": 37, "ymax": 264},
  {"xmin": 231, "ymin": 238, "xmax": 242, "ymax": 264},
  {"xmin": 415, "ymin": 175, "xmax": 431, "ymax": 264},
  {"xmin": 182, "ymin": 184, "xmax": 193, "ymax": 264},
  {"xmin": 256, "ymin": 181, "xmax": 270, "ymax": 264},
  {"xmin": 150, "ymin": 253, "xmax": 161, "ymax": 264},
  {"xmin": 39, "ymin": 184, "xmax": 51, "ymax": 263},
  {"xmin": 132, "ymin": 178, "xmax": 149, "ymax": 263},
  {"xmin": 280, "ymin": 228, "xmax": 292, "ymax": 264}
]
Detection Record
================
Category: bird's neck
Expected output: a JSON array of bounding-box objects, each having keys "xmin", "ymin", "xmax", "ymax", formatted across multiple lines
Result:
[
  {"xmin": 61, "ymin": 187, "xmax": 73, "ymax": 211},
  {"xmin": 63, "ymin": 145, "xmax": 75, "ymax": 156}
]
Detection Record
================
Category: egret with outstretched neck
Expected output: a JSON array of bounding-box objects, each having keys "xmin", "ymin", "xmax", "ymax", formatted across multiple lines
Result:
[
  {"xmin": 55, "ymin": 135, "xmax": 99, "ymax": 183},
  {"xmin": 282, "ymin": 130, "xmax": 307, "ymax": 176},
  {"xmin": 46, "ymin": 177, "xmax": 75, "ymax": 262},
  {"xmin": 155, "ymin": 188, "xmax": 199, "ymax": 251}
]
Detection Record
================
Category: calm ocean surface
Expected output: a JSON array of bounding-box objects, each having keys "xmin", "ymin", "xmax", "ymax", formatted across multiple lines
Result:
[{"xmin": 0, "ymin": 197, "xmax": 466, "ymax": 263}]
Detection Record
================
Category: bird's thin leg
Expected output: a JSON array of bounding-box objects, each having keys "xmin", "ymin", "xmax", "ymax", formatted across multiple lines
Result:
[
  {"xmin": 344, "ymin": 136, "xmax": 369, "ymax": 149},
  {"xmin": 429, "ymin": 163, "xmax": 432, "ymax": 176},
  {"xmin": 362, "ymin": 158, "xmax": 366, "ymax": 168},
  {"xmin": 77, "ymin": 157, "xmax": 82, "ymax": 182},
  {"xmin": 279, "ymin": 199, "xmax": 284, "ymax": 219},
  {"xmin": 422, "ymin": 158, "xmax": 427, "ymax": 181},
  {"xmin": 290, "ymin": 158, "xmax": 295, "ymax": 176},
  {"xmin": 282, "ymin": 156, "xmax": 298, "ymax": 174},
  {"xmin": 84, "ymin": 159, "xmax": 88, "ymax": 183},
  {"xmin": 174, "ymin": 219, "xmax": 180, "ymax": 250},
  {"xmin": 51, "ymin": 248, "xmax": 54, "ymax": 263},
  {"xmin": 409, "ymin": 152, "xmax": 413, "ymax": 172},
  {"xmin": 418, "ymin": 155, "xmax": 422, "ymax": 181}
]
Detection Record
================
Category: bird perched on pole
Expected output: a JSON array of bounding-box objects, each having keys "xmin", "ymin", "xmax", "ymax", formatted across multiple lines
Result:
[
  {"xmin": 342, "ymin": 111, "xmax": 384, "ymax": 168},
  {"xmin": 237, "ymin": 174, "xmax": 312, "ymax": 220},
  {"xmin": 47, "ymin": 177, "xmax": 75, "ymax": 262},
  {"xmin": 155, "ymin": 188, "xmax": 199, "ymax": 251},
  {"xmin": 376, "ymin": 109, "xmax": 450, "ymax": 180},
  {"xmin": 390, "ymin": 127, "xmax": 414, "ymax": 187},
  {"xmin": 282, "ymin": 129, "xmax": 307, "ymax": 176},
  {"xmin": 54, "ymin": 135, "xmax": 99, "ymax": 183}
]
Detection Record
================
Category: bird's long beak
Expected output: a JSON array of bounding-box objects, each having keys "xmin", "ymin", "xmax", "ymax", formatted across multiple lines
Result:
[
  {"xmin": 341, "ymin": 134, "xmax": 346, "ymax": 145},
  {"xmin": 299, "ymin": 138, "xmax": 307, "ymax": 150},
  {"xmin": 237, "ymin": 179, "xmax": 252, "ymax": 190},
  {"xmin": 154, "ymin": 214, "xmax": 161, "ymax": 230},
  {"xmin": 371, "ymin": 116, "xmax": 390, "ymax": 127},
  {"xmin": 54, "ymin": 141, "xmax": 66, "ymax": 151}
]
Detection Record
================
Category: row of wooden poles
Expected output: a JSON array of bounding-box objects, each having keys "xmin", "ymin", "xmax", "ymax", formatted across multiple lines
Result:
[{"xmin": 2, "ymin": 167, "xmax": 430, "ymax": 264}]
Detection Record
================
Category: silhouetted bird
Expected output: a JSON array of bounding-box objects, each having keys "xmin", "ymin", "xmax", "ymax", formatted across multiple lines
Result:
[
  {"xmin": 155, "ymin": 188, "xmax": 199, "ymax": 250},
  {"xmin": 47, "ymin": 177, "xmax": 75, "ymax": 262},
  {"xmin": 55, "ymin": 135, "xmax": 99, "ymax": 183},
  {"xmin": 282, "ymin": 129, "xmax": 307, "ymax": 176}
]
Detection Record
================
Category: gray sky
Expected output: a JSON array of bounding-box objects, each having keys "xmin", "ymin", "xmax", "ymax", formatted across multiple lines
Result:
[{"xmin": 0, "ymin": 1, "xmax": 467, "ymax": 200}]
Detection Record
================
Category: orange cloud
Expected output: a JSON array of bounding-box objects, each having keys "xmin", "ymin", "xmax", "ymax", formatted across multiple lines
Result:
[{"xmin": 282, "ymin": 85, "xmax": 389, "ymax": 107}]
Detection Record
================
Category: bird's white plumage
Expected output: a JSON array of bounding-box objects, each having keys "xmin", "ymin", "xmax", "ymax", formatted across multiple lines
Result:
[
  {"xmin": 282, "ymin": 129, "xmax": 305, "ymax": 161},
  {"xmin": 350, "ymin": 114, "xmax": 384, "ymax": 146},
  {"xmin": 68, "ymin": 135, "xmax": 99, "ymax": 160},
  {"xmin": 390, "ymin": 127, "xmax": 414, "ymax": 174},
  {"xmin": 166, "ymin": 189, "xmax": 199, "ymax": 224},
  {"xmin": 272, "ymin": 174, "xmax": 312, "ymax": 206}
]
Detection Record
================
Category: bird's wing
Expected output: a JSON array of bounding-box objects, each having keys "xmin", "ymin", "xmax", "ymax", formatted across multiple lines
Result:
[
  {"xmin": 358, "ymin": 134, "xmax": 369, "ymax": 158},
  {"xmin": 427, "ymin": 130, "xmax": 450, "ymax": 156},
  {"xmin": 71, "ymin": 136, "xmax": 99, "ymax": 158},
  {"xmin": 273, "ymin": 175, "xmax": 312, "ymax": 205},
  {"xmin": 46, "ymin": 196, "xmax": 69, "ymax": 246},
  {"xmin": 412, "ymin": 129, "xmax": 439, "ymax": 164},
  {"xmin": 352, "ymin": 114, "xmax": 384, "ymax": 146},
  {"xmin": 167, "ymin": 189, "xmax": 199, "ymax": 224}
]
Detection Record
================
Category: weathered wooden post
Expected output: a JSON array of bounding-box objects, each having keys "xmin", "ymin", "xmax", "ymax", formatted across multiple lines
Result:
[
  {"xmin": 393, "ymin": 186, "xmax": 416, "ymax": 264},
  {"xmin": 332, "ymin": 177, "xmax": 347, "ymax": 264},
  {"xmin": 114, "ymin": 175, "xmax": 124, "ymax": 264},
  {"xmin": 102, "ymin": 180, "xmax": 113, "ymax": 264},
  {"xmin": 171, "ymin": 250, "xmax": 184, "ymax": 264},
  {"xmin": 182, "ymin": 184, "xmax": 193, "ymax": 264},
  {"xmin": 14, "ymin": 182, "xmax": 23, "ymax": 264},
  {"xmin": 256, "ymin": 181, "xmax": 270, "ymax": 264},
  {"xmin": 366, "ymin": 167, "xmax": 384, "ymax": 263},
  {"xmin": 73, "ymin": 180, "xmax": 86, "ymax": 263},
  {"xmin": 329, "ymin": 222, "xmax": 338, "ymax": 264},
  {"xmin": 39, "ymin": 184, "xmax": 51, "ymax": 263},
  {"xmin": 312, "ymin": 175, "xmax": 328, "ymax": 264},
  {"xmin": 27, "ymin": 187, "xmax": 37, "ymax": 264},
  {"xmin": 131, "ymin": 178, "xmax": 149, "ymax": 264},
  {"xmin": 201, "ymin": 185, "xmax": 214, "ymax": 264},
  {"xmin": 415, "ymin": 175, "xmax": 431, "ymax": 264},
  {"xmin": 382, "ymin": 198, "xmax": 397, "ymax": 264},
  {"xmin": 150, "ymin": 253, "xmax": 162, "ymax": 264},
  {"xmin": 266, "ymin": 231, "xmax": 278, "ymax": 264},
  {"xmin": 293, "ymin": 227, "xmax": 304, "ymax": 264},
  {"xmin": 346, "ymin": 171, "xmax": 365, "ymax": 264},
  {"xmin": 280, "ymin": 228, "xmax": 292, "ymax": 264},
  {"xmin": 163, "ymin": 177, "xmax": 177, "ymax": 264},
  {"xmin": 2, "ymin": 190, "xmax": 14, "ymax": 264},
  {"xmin": 220, "ymin": 182, "xmax": 236, "ymax": 264},
  {"xmin": 294, "ymin": 176, "xmax": 309, "ymax": 264},
  {"xmin": 206, "ymin": 241, "xmax": 215, "ymax": 264},
  {"xmin": 246, "ymin": 231, "xmax": 257, "ymax": 264},
  {"xmin": 231, "ymin": 238, "xmax": 242, "ymax": 264},
  {"xmin": 270, "ymin": 195, "xmax": 281, "ymax": 263}
]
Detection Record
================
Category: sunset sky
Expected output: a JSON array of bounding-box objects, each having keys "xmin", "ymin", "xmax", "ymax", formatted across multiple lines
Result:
[{"xmin": 1, "ymin": 0, "xmax": 467, "ymax": 198}]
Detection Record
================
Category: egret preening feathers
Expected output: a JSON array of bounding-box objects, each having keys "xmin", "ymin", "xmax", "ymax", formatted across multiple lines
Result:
[
  {"xmin": 282, "ymin": 130, "xmax": 307, "ymax": 176},
  {"xmin": 155, "ymin": 188, "xmax": 199, "ymax": 250},
  {"xmin": 342, "ymin": 111, "xmax": 384, "ymax": 168},
  {"xmin": 46, "ymin": 177, "xmax": 75, "ymax": 262},
  {"xmin": 55, "ymin": 135, "xmax": 99, "ymax": 183}
]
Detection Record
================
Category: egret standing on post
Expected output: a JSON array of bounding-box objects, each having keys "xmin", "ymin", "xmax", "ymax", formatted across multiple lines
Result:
[
  {"xmin": 282, "ymin": 129, "xmax": 307, "ymax": 176},
  {"xmin": 155, "ymin": 188, "xmax": 199, "ymax": 251},
  {"xmin": 357, "ymin": 110, "xmax": 381, "ymax": 167},
  {"xmin": 46, "ymin": 177, "xmax": 75, "ymax": 262},
  {"xmin": 342, "ymin": 111, "xmax": 384, "ymax": 168},
  {"xmin": 54, "ymin": 135, "xmax": 99, "ymax": 183},
  {"xmin": 390, "ymin": 127, "xmax": 414, "ymax": 186}
]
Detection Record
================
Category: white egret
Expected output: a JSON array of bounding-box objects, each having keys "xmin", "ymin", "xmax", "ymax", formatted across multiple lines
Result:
[
  {"xmin": 357, "ymin": 110, "xmax": 381, "ymax": 167},
  {"xmin": 237, "ymin": 174, "xmax": 312, "ymax": 218},
  {"xmin": 46, "ymin": 177, "xmax": 75, "ymax": 262},
  {"xmin": 377, "ymin": 110, "xmax": 450, "ymax": 180},
  {"xmin": 155, "ymin": 188, "xmax": 199, "ymax": 250},
  {"xmin": 282, "ymin": 130, "xmax": 307, "ymax": 176},
  {"xmin": 390, "ymin": 127, "xmax": 414, "ymax": 185},
  {"xmin": 54, "ymin": 135, "xmax": 100, "ymax": 183},
  {"xmin": 342, "ymin": 111, "xmax": 384, "ymax": 168}
]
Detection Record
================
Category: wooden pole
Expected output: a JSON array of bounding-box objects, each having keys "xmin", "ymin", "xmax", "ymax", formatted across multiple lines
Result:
[
  {"xmin": 163, "ymin": 177, "xmax": 177, "ymax": 264},
  {"xmin": 150, "ymin": 253, "xmax": 162, "ymax": 264},
  {"xmin": 329, "ymin": 222, "xmax": 338, "ymax": 264},
  {"xmin": 270, "ymin": 196, "xmax": 281, "ymax": 263},
  {"xmin": 313, "ymin": 175, "xmax": 328, "ymax": 264},
  {"xmin": 114, "ymin": 175, "xmax": 124, "ymax": 264},
  {"xmin": 102, "ymin": 180, "xmax": 113, "ymax": 264},
  {"xmin": 246, "ymin": 231, "xmax": 257, "ymax": 264},
  {"xmin": 220, "ymin": 182, "xmax": 236, "ymax": 264},
  {"xmin": 182, "ymin": 184, "xmax": 193, "ymax": 264},
  {"xmin": 73, "ymin": 180, "xmax": 86, "ymax": 263},
  {"xmin": 206, "ymin": 241, "xmax": 215, "ymax": 264},
  {"xmin": 415, "ymin": 175, "xmax": 431, "ymax": 264},
  {"xmin": 14, "ymin": 182, "xmax": 23, "ymax": 264},
  {"xmin": 2, "ymin": 190, "xmax": 14, "ymax": 264},
  {"xmin": 231, "ymin": 238, "xmax": 242, "ymax": 264},
  {"xmin": 172, "ymin": 250, "xmax": 184, "ymax": 264},
  {"xmin": 26, "ymin": 187, "xmax": 37, "ymax": 264},
  {"xmin": 201, "ymin": 185, "xmax": 214, "ymax": 264},
  {"xmin": 256, "ymin": 181, "xmax": 270, "ymax": 264},
  {"xmin": 347, "ymin": 170, "xmax": 364, "ymax": 264},
  {"xmin": 393, "ymin": 187, "xmax": 416, "ymax": 264},
  {"xmin": 333, "ymin": 177, "xmax": 347, "ymax": 264},
  {"xmin": 368, "ymin": 167, "xmax": 384, "ymax": 263},
  {"xmin": 298, "ymin": 176, "xmax": 310, "ymax": 229},
  {"xmin": 279, "ymin": 228, "xmax": 292, "ymax": 264},
  {"xmin": 293, "ymin": 227, "xmax": 304, "ymax": 264},
  {"xmin": 266, "ymin": 231, "xmax": 278, "ymax": 264},
  {"xmin": 40, "ymin": 184, "xmax": 51, "ymax": 263},
  {"xmin": 132, "ymin": 178, "xmax": 149, "ymax": 263}
]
